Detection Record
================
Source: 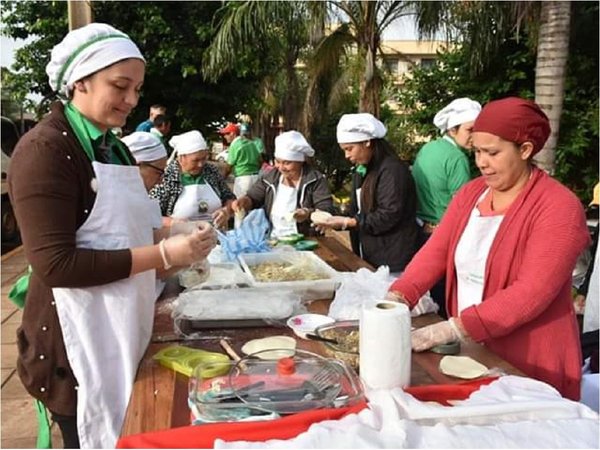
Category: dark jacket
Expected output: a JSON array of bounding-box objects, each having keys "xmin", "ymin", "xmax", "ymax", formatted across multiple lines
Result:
[
  {"xmin": 7, "ymin": 102, "xmax": 133, "ymax": 415},
  {"xmin": 350, "ymin": 153, "xmax": 419, "ymax": 272},
  {"xmin": 246, "ymin": 165, "xmax": 335, "ymax": 236},
  {"xmin": 148, "ymin": 158, "xmax": 235, "ymax": 216}
]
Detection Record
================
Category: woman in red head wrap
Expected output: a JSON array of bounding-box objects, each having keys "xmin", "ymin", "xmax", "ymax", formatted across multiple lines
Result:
[{"xmin": 388, "ymin": 97, "xmax": 590, "ymax": 400}]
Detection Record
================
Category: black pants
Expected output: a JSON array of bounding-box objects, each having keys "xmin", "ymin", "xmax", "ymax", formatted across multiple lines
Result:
[
  {"xmin": 418, "ymin": 228, "xmax": 448, "ymax": 319},
  {"xmin": 50, "ymin": 412, "xmax": 80, "ymax": 449}
]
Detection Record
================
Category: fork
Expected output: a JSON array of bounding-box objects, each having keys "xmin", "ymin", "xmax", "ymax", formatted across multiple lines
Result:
[{"xmin": 310, "ymin": 366, "xmax": 340, "ymax": 393}]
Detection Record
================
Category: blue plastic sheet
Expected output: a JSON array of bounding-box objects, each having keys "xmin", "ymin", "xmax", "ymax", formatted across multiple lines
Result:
[{"xmin": 217, "ymin": 209, "xmax": 271, "ymax": 261}]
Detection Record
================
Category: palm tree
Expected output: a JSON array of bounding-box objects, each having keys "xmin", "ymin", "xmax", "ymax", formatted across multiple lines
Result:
[
  {"xmin": 202, "ymin": 1, "xmax": 314, "ymax": 131},
  {"xmin": 534, "ymin": 1, "xmax": 571, "ymax": 174},
  {"xmin": 309, "ymin": 1, "xmax": 412, "ymax": 118}
]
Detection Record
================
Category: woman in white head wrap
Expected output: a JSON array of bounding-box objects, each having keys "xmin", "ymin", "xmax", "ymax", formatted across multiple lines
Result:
[
  {"xmin": 121, "ymin": 131, "xmax": 168, "ymax": 191},
  {"xmin": 8, "ymin": 23, "xmax": 217, "ymax": 448},
  {"xmin": 411, "ymin": 97, "xmax": 481, "ymax": 318},
  {"xmin": 232, "ymin": 130, "xmax": 335, "ymax": 238},
  {"xmin": 148, "ymin": 130, "xmax": 235, "ymax": 228},
  {"xmin": 315, "ymin": 113, "xmax": 419, "ymax": 273}
]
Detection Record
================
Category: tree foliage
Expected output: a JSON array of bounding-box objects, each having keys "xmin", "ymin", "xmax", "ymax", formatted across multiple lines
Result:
[
  {"xmin": 1, "ymin": 1, "xmax": 266, "ymax": 141},
  {"xmin": 394, "ymin": 1, "xmax": 598, "ymax": 201}
]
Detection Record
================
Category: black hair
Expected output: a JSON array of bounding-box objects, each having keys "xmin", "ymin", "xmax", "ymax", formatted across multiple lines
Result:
[{"xmin": 153, "ymin": 114, "xmax": 171, "ymax": 127}]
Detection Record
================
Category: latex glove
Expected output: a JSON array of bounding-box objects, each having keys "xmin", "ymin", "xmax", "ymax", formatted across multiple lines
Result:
[
  {"xmin": 163, "ymin": 222, "xmax": 216, "ymax": 267},
  {"xmin": 211, "ymin": 207, "xmax": 230, "ymax": 229},
  {"xmin": 385, "ymin": 290, "xmax": 409, "ymax": 305},
  {"xmin": 313, "ymin": 215, "xmax": 350, "ymax": 233},
  {"xmin": 411, "ymin": 318, "xmax": 463, "ymax": 352},
  {"xmin": 293, "ymin": 208, "xmax": 310, "ymax": 223}
]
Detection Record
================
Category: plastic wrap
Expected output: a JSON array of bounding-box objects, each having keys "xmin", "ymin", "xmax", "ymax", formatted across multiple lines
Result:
[{"xmin": 172, "ymin": 288, "xmax": 303, "ymax": 336}]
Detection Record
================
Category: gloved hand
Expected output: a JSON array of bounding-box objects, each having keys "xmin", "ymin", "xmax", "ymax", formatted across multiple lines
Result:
[
  {"xmin": 211, "ymin": 207, "xmax": 230, "ymax": 229},
  {"xmin": 411, "ymin": 318, "xmax": 465, "ymax": 352},
  {"xmin": 313, "ymin": 216, "xmax": 350, "ymax": 233},
  {"xmin": 163, "ymin": 222, "xmax": 216, "ymax": 267},
  {"xmin": 385, "ymin": 290, "xmax": 409, "ymax": 305}
]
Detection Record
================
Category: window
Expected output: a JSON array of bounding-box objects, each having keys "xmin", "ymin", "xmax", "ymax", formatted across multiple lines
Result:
[
  {"xmin": 420, "ymin": 58, "xmax": 437, "ymax": 69},
  {"xmin": 384, "ymin": 58, "xmax": 399, "ymax": 75}
]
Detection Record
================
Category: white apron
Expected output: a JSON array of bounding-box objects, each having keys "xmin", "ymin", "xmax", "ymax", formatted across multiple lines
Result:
[
  {"xmin": 454, "ymin": 195, "xmax": 504, "ymax": 313},
  {"xmin": 233, "ymin": 174, "xmax": 259, "ymax": 198},
  {"xmin": 53, "ymin": 161, "xmax": 162, "ymax": 448},
  {"xmin": 355, "ymin": 187, "xmax": 363, "ymax": 258},
  {"xmin": 270, "ymin": 180, "xmax": 299, "ymax": 238},
  {"xmin": 172, "ymin": 182, "xmax": 222, "ymax": 222}
]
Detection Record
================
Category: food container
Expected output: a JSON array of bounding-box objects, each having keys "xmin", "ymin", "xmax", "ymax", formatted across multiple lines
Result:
[
  {"xmin": 173, "ymin": 287, "xmax": 302, "ymax": 332},
  {"xmin": 315, "ymin": 320, "xmax": 360, "ymax": 371},
  {"xmin": 238, "ymin": 251, "xmax": 339, "ymax": 301},
  {"xmin": 188, "ymin": 349, "xmax": 364, "ymax": 423},
  {"xmin": 277, "ymin": 233, "xmax": 304, "ymax": 245}
]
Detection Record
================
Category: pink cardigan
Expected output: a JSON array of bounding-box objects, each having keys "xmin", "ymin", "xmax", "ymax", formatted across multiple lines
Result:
[{"xmin": 391, "ymin": 167, "xmax": 590, "ymax": 400}]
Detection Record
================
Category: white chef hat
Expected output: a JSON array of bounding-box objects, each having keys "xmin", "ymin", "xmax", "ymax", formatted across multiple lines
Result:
[
  {"xmin": 46, "ymin": 23, "xmax": 145, "ymax": 97},
  {"xmin": 274, "ymin": 131, "xmax": 315, "ymax": 162},
  {"xmin": 433, "ymin": 98, "xmax": 482, "ymax": 133},
  {"xmin": 336, "ymin": 113, "xmax": 387, "ymax": 144},
  {"xmin": 121, "ymin": 132, "xmax": 167, "ymax": 163},
  {"xmin": 169, "ymin": 130, "xmax": 208, "ymax": 156}
]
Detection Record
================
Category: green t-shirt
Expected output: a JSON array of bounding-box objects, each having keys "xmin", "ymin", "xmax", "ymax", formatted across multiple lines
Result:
[
  {"xmin": 227, "ymin": 137, "xmax": 262, "ymax": 176},
  {"xmin": 412, "ymin": 136, "xmax": 471, "ymax": 224},
  {"xmin": 180, "ymin": 173, "xmax": 205, "ymax": 186},
  {"xmin": 252, "ymin": 137, "xmax": 265, "ymax": 153}
]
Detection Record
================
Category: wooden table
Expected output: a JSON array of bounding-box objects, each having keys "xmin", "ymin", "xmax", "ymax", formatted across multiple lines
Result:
[{"xmin": 121, "ymin": 235, "xmax": 523, "ymax": 437}]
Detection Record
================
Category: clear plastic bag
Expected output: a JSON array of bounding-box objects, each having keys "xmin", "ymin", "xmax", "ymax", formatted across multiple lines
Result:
[
  {"xmin": 328, "ymin": 266, "xmax": 438, "ymax": 320},
  {"xmin": 169, "ymin": 219, "xmax": 213, "ymax": 289}
]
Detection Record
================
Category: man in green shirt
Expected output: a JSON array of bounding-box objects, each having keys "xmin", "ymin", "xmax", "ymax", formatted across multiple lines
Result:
[
  {"xmin": 412, "ymin": 97, "xmax": 481, "ymax": 317},
  {"xmin": 220, "ymin": 122, "xmax": 262, "ymax": 198}
]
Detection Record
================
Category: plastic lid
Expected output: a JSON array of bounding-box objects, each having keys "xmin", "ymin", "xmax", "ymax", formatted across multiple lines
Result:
[{"xmin": 228, "ymin": 349, "xmax": 342, "ymax": 414}]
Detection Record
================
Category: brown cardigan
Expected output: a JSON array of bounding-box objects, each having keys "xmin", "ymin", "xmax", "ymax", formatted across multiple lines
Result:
[{"xmin": 8, "ymin": 102, "xmax": 133, "ymax": 415}]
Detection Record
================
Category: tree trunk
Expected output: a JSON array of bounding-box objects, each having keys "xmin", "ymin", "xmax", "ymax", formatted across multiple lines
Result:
[{"xmin": 534, "ymin": 1, "xmax": 571, "ymax": 174}]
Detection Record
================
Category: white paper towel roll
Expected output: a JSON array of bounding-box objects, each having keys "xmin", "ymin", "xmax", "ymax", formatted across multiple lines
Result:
[{"xmin": 359, "ymin": 300, "xmax": 411, "ymax": 390}]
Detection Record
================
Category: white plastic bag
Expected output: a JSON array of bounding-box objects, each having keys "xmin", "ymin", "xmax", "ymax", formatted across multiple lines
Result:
[{"xmin": 328, "ymin": 266, "xmax": 438, "ymax": 319}]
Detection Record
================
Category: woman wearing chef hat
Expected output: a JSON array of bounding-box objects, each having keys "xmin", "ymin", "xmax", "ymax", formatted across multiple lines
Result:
[
  {"xmin": 121, "ymin": 131, "xmax": 168, "ymax": 191},
  {"xmin": 8, "ymin": 23, "xmax": 217, "ymax": 448},
  {"xmin": 388, "ymin": 97, "xmax": 590, "ymax": 401},
  {"xmin": 412, "ymin": 97, "xmax": 481, "ymax": 317},
  {"xmin": 315, "ymin": 113, "xmax": 419, "ymax": 273},
  {"xmin": 231, "ymin": 130, "xmax": 335, "ymax": 237},
  {"xmin": 149, "ymin": 130, "xmax": 236, "ymax": 228}
]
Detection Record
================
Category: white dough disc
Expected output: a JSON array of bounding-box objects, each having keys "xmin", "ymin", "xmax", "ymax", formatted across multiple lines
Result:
[
  {"xmin": 310, "ymin": 210, "xmax": 333, "ymax": 224},
  {"xmin": 439, "ymin": 355, "xmax": 488, "ymax": 379},
  {"xmin": 241, "ymin": 335, "xmax": 297, "ymax": 360}
]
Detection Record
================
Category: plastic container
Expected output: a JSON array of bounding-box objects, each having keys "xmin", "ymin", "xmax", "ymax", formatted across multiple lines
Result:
[
  {"xmin": 188, "ymin": 349, "xmax": 364, "ymax": 423},
  {"xmin": 315, "ymin": 320, "xmax": 360, "ymax": 371},
  {"xmin": 238, "ymin": 251, "xmax": 339, "ymax": 301},
  {"xmin": 153, "ymin": 345, "xmax": 230, "ymax": 377}
]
